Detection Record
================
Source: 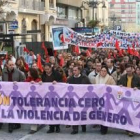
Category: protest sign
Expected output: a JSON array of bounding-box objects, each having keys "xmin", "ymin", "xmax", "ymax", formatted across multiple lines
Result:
[{"xmin": 0, "ymin": 82, "xmax": 140, "ymax": 133}]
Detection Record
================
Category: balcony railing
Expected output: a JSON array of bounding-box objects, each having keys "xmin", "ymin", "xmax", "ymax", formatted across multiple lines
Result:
[{"xmin": 19, "ymin": 0, "xmax": 45, "ymax": 11}]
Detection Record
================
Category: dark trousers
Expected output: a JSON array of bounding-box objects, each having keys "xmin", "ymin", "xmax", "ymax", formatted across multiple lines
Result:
[
  {"xmin": 100, "ymin": 125, "xmax": 108, "ymax": 134},
  {"xmin": 0, "ymin": 123, "xmax": 20, "ymax": 130},
  {"xmin": 49, "ymin": 125, "xmax": 59, "ymax": 131},
  {"xmin": 0, "ymin": 123, "xmax": 3, "ymax": 129},
  {"xmin": 0, "ymin": 123, "xmax": 15, "ymax": 130},
  {"xmin": 72, "ymin": 125, "xmax": 86, "ymax": 132}
]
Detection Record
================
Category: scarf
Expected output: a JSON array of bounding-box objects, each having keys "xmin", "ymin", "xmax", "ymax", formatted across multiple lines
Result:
[{"xmin": 95, "ymin": 74, "xmax": 110, "ymax": 84}]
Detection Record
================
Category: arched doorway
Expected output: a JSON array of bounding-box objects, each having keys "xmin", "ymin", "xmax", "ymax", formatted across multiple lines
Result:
[{"xmin": 31, "ymin": 19, "xmax": 37, "ymax": 42}]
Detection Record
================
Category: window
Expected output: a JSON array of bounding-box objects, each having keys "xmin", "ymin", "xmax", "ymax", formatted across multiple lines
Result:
[
  {"xmin": 121, "ymin": 10, "xmax": 125, "ymax": 13},
  {"xmin": 57, "ymin": 6, "xmax": 67, "ymax": 18},
  {"xmin": 121, "ymin": 5, "xmax": 125, "ymax": 9},
  {"xmin": 49, "ymin": 0, "xmax": 54, "ymax": 8},
  {"xmin": 77, "ymin": 9, "xmax": 82, "ymax": 20},
  {"xmin": 138, "ymin": 5, "xmax": 140, "ymax": 10},
  {"xmin": 110, "ymin": 3, "xmax": 114, "ymax": 8},
  {"xmin": 68, "ymin": 7, "xmax": 78, "ymax": 19}
]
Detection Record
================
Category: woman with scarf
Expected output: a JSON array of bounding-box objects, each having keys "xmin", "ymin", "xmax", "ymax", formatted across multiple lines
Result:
[{"xmin": 92, "ymin": 66, "xmax": 116, "ymax": 135}]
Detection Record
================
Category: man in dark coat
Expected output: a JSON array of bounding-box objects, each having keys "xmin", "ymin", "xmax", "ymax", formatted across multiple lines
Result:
[
  {"xmin": 41, "ymin": 63, "xmax": 62, "ymax": 133},
  {"xmin": 67, "ymin": 65, "xmax": 91, "ymax": 134},
  {"xmin": 118, "ymin": 64, "xmax": 140, "ymax": 89},
  {"xmin": 118, "ymin": 64, "xmax": 140, "ymax": 137},
  {"xmin": 1, "ymin": 59, "xmax": 25, "ymax": 133}
]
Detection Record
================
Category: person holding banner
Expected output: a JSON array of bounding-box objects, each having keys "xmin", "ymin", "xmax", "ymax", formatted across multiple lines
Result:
[
  {"xmin": 92, "ymin": 66, "xmax": 116, "ymax": 135},
  {"xmin": 41, "ymin": 63, "xmax": 62, "ymax": 133},
  {"xmin": 25, "ymin": 68, "xmax": 42, "ymax": 134},
  {"xmin": 118, "ymin": 64, "xmax": 140, "ymax": 137},
  {"xmin": 67, "ymin": 65, "xmax": 91, "ymax": 134},
  {"xmin": 1, "ymin": 59, "xmax": 26, "ymax": 133}
]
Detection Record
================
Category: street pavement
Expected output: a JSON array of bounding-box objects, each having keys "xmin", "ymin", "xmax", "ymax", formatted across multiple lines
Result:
[{"xmin": 0, "ymin": 124, "xmax": 140, "ymax": 140}]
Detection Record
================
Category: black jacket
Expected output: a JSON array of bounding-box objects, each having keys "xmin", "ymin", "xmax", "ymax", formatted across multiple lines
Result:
[
  {"xmin": 118, "ymin": 74, "xmax": 140, "ymax": 89},
  {"xmin": 41, "ymin": 70, "xmax": 62, "ymax": 82},
  {"xmin": 67, "ymin": 75, "xmax": 91, "ymax": 85}
]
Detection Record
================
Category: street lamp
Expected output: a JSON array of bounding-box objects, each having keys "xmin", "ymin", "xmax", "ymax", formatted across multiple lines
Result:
[
  {"xmin": 82, "ymin": 0, "xmax": 106, "ymax": 20},
  {"xmin": 81, "ymin": 0, "xmax": 106, "ymax": 34}
]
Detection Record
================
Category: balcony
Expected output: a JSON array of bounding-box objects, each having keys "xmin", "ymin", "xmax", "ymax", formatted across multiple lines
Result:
[
  {"xmin": 57, "ymin": 0, "xmax": 83, "ymax": 7},
  {"xmin": 19, "ymin": 0, "xmax": 45, "ymax": 14}
]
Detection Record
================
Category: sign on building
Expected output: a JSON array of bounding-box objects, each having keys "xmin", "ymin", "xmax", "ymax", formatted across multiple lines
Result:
[
  {"xmin": 9, "ymin": 20, "xmax": 18, "ymax": 30},
  {"xmin": 114, "ymin": 25, "xmax": 122, "ymax": 31}
]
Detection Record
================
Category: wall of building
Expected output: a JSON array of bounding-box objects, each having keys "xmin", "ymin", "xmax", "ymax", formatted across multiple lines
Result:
[
  {"xmin": 15, "ymin": 13, "xmax": 41, "ymax": 42},
  {"xmin": 108, "ymin": 0, "xmax": 140, "ymax": 32},
  {"xmin": 56, "ymin": 0, "xmax": 83, "ymax": 7},
  {"xmin": 136, "ymin": 1, "xmax": 140, "ymax": 25},
  {"xmin": 82, "ymin": 0, "xmax": 109, "ymax": 29}
]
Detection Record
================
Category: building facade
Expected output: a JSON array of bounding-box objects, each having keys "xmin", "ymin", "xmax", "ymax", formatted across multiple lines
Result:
[
  {"xmin": 80, "ymin": 0, "xmax": 109, "ymax": 34},
  {"xmin": 108, "ymin": 0, "xmax": 140, "ymax": 32},
  {"xmin": 136, "ymin": 0, "xmax": 140, "ymax": 25},
  {"xmin": 48, "ymin": 0, "xmax": 83, "ymax": 42},
  {"xmin": 0, "ymin": 0, "xmax": 109, "ymax": 43}
]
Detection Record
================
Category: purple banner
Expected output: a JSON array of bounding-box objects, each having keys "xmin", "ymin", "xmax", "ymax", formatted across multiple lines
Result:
[{"xmin": 0, "ymin": 82, "xmax": 140, "ymax": 133}]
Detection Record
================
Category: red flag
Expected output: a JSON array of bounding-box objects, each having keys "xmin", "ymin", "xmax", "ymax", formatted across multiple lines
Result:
[
  {"xmin": 73, "ymin": 45, "xmax": 80, "ymax": 55},
  {"xmin": 41, "ymin": 42, "xmax": 48, "ymax": 56},
  {"xmin": 88, "ymin": 48, "xmax": 92, "ymax": 53},
  {"xmin": 115, "ymin": 40, "xmax": 120, "ymax": 51},
  {"xmin": 134, "ymin": 50, "xmax": 139, "ymax": 57},
  {"xmin": 127, "ymin": 46, "xmax": 131, "ymax": 54},
  {"xmin": 23, "ymin": 47, "xmax": 29, "ymax": 53},
  {"xmin": 118, "ymin": 49, "xmax": 123, "ymax": 57},
  {"xmin": 97, "ymin": 42, "xmax": 102, "ymax": 47},
  {"xmin": 59, "ymin": 56, "xmax": 65, "ymax": 67},
  {"xmin": 46, "ymin": 57, "xmax": 50, "ymax": 63},
  {"xmin": 54, "ymin": 50, "xmax": 57, "ymax": 57},
  {"xmin": 37, "ymin": 54, "xmax": 43, "ymax": 72},
  {"xmin": 86, "ymin": 50, "xmax": 91, "ymax": 57},
  {"xmin": 121, "ymin": 49, "xmax": 124, "ymax": 54},
  {"xmin": 24, "ymin": 62, "xmax": 29, "ymax": 72},
  {"xmin": 128, "ymin": 47, "xmax": 134, "ymax": 55}
]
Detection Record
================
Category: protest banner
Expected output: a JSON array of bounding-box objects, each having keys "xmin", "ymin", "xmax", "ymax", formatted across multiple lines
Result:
[
  {"xmin": 52, "ymin": 27, "xmax": 68, "ymax": 50},
  {"xmin": 0, "ymin": 82, "xmax": 140, "ymax": 133},
  {"xmin": 52, "ymin": 27, "xmax": 140, "ymax": 49}
]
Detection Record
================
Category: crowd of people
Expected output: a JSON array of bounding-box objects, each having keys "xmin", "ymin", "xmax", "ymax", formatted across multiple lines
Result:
[{"xmin": 0, "ymin": 48, "xmax": 140, "ymax": 137}]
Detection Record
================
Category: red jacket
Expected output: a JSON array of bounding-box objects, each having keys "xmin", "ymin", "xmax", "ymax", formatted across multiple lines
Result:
[{"xmin": 25, "ymin": 77, "xmax": 41, "ymax": 82}]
